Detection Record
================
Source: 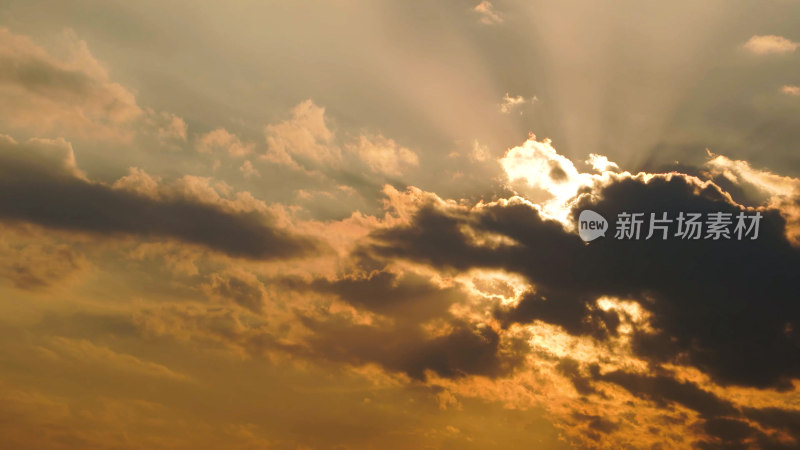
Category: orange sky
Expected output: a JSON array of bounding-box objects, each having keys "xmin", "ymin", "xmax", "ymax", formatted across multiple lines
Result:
[{"xmin": 1, "ymin": 1, "xmax": 799, "ymax": 448}]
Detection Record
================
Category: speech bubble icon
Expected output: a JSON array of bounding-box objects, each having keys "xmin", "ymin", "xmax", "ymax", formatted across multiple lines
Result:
[{"xmin": 578, "ymin": 210, "xmax": 608, "ymax": 242}]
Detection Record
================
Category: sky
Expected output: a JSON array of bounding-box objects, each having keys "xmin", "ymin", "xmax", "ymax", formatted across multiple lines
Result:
[{"xmin": 0, "ymin": 0, "xmax": 799, "ymax": 448}]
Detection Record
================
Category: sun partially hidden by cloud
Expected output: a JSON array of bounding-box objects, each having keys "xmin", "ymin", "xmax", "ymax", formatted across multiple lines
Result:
[
  {"xmin": 2, "ymin": 4, "xmax": 800, "ymax": 449},
  {"xmin": 499, "ymin": 135, "xmax": 592, "ymax": 223}
]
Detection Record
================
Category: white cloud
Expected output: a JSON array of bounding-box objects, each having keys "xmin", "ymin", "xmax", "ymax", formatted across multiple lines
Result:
[
  {"xmin": 499, "ymin": 136, "xmax": 632, "ymax": 225},
  {"xmin": 501, "ymin": 136, "xmax": 586, "ymax": 198},
  {"xmin": 742, "ymin": 35, "xmax": 799, "ymax": 55},
  {"xmin": 500, "ymin": 93, "xmax": 536, "ymax": 114},
  {"xmin": 473, "ymin": 1, "xmax": 503, "ymax": 25},
  {"xmin": 706, "ymin": 152, "xmax": 798, "ymax": 199},
  {"xmin": 586, "ymin": 153, "xmax": 620, "ymax": 172}
]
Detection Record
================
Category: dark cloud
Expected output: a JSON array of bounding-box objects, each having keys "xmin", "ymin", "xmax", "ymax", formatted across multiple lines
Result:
[
  {"xmin": 300, "ymin": 316, "xmax": 524, "ymax": 381},
  {"xmin": 289, "ymin": 268, "xmax": 527, "ymax": 380},
  {"xmin": 0, "ymin": 137, "xmax": 319, "ymax": 260},
  {"xmin": 578, "ymin": 177, "xmax": 800, "ymax": 389},
  {"xmin": 556, "ymin": 358, "xmax": 597, "ymax": 396},
  {"xmin": 599, "ymin": 370, "xmax": 737, "ymax": 419},
  {"xmin": 369, "ymin": 173, "xmax": 800, "ymax": 389},
  {"xmin": 310, "ymin": 270, "xmax": 457, "ymax": 319},
  {"xmin": 698, "ymin": 418, "xmax": 760, "ymax": 448},
  {"xmin": 0, "ymin": 54, "xmax": 96, "ymax": 101},
  {"xmin": 571, "ymin": 412, "xmax": 619, "ymax": 434},
  {"xmin": 743, "ymin": 407, "xmax": 800, "ymax": 435},
  {"xmin": 557, "ymin": 366, "xmax": 800, "ymax": 447}
]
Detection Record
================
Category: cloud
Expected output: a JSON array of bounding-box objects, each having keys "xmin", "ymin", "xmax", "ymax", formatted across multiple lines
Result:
[
  {"xmin": 260, "ymin": 101, "xmax": 422, "ymax": 199},
  {"xmin": 499, "ymin": 92, "xmax": 536, "ymax": 114},
  {"xmin": 0, "ymin": 27, "xmax": 194, "ymax": 151},
  {"xmin": 599, "ymin": 371, "xmax": 737, "ymax": 419},
  {"xmin": 742, "ymin": 35, "xmax": 799, "ymax": 55},
  {"xmin": 469, "ymin": 140, "xmax": 492, "ymax": 162},
  {"xmin": 499, "ymin": 136, "xmax": 590, "ymax": 222},
  {"xmin": 301, "ymin": 316, "xmax": 523, "ymax": 381},
  {"xmin": 43, "ymin": 336, "xmax": 191, "ymax": 382},
  {"xmin": 196, "ymin": 128, "xmax": 254, "ymax": 156},
  {"xmin": 782, "ymin": 85, "xmax": 800, "ymax": 96},
  {"xmin": 473, "ymin": 1, "xmax": 503, "ymax": 25},
  {"xmin": 586, "ymin": 153, "xmax": 620, "ymax": 172},
  {"xmin": 0, "ymin": 27, "xmax": 142, "ymax": 140},
  {"xmin": 153, "ymin": 111, "xmax": 188, "ymax": 142},
  {"xmin": 11, "ymin": 132, "xmax": 791, "ymax": 448},
  {"xmin": 0, "ymin": 135, "xmax": 319, "ymax": 260},
  {"xmin": 584, "ymin": 370, "xmax": 799, "ymax": 447},
  {"xmin": 351, "ymin": 134, "xmax": 419, "ymax": 176},
  {"xmin": 706, "ymin": 152, "xmax": 800, "ymax": 244},
  {"xmin": 203, "ymin": 269, "xmax": 268, "ymax": 314},
  {"xmin": 144, "ymin": 255, "xmax": 529, "ymax": 382},
  {"xmin": 369, "ymin": 141, "xmax": 800, "ymax": 390},
  {"xmin": 0, "ymin": 134, "xmax": 86, "ymax": 180},
  {"xmin": 355, "ymin": 143, "xmax": 800, "ymax": 446},
  {"xmin": 230, "ymin": 260, "xmax": 526, "ymax": 381},
  {"xmin": 264, "ymin": 100, "xmax": 339, "ymax": 168},
  {"xmin": 239, "ymin": 160, "xmax": 260, "ymax": 179},
  {"xmin": 0, "ymin": 237, "xmax": 88, "ymax": 290},
  {"xmin": 1, "ymin": 7, "xmax": 799, "ymax": 448}
]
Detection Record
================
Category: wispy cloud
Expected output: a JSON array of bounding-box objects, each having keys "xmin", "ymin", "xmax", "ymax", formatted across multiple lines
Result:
[
  {"xmin": 473, "ymin": 1, "xmax": 503, "ymax": 25},
  {"xmin": 499, "ymin": 93, "xmax": 536, "ymax": 114}
]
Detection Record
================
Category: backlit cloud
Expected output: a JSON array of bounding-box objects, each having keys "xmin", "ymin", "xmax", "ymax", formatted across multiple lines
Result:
[{"xmin": 2, "ymin": 6, "xmax": 800, "ymax": 448}]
